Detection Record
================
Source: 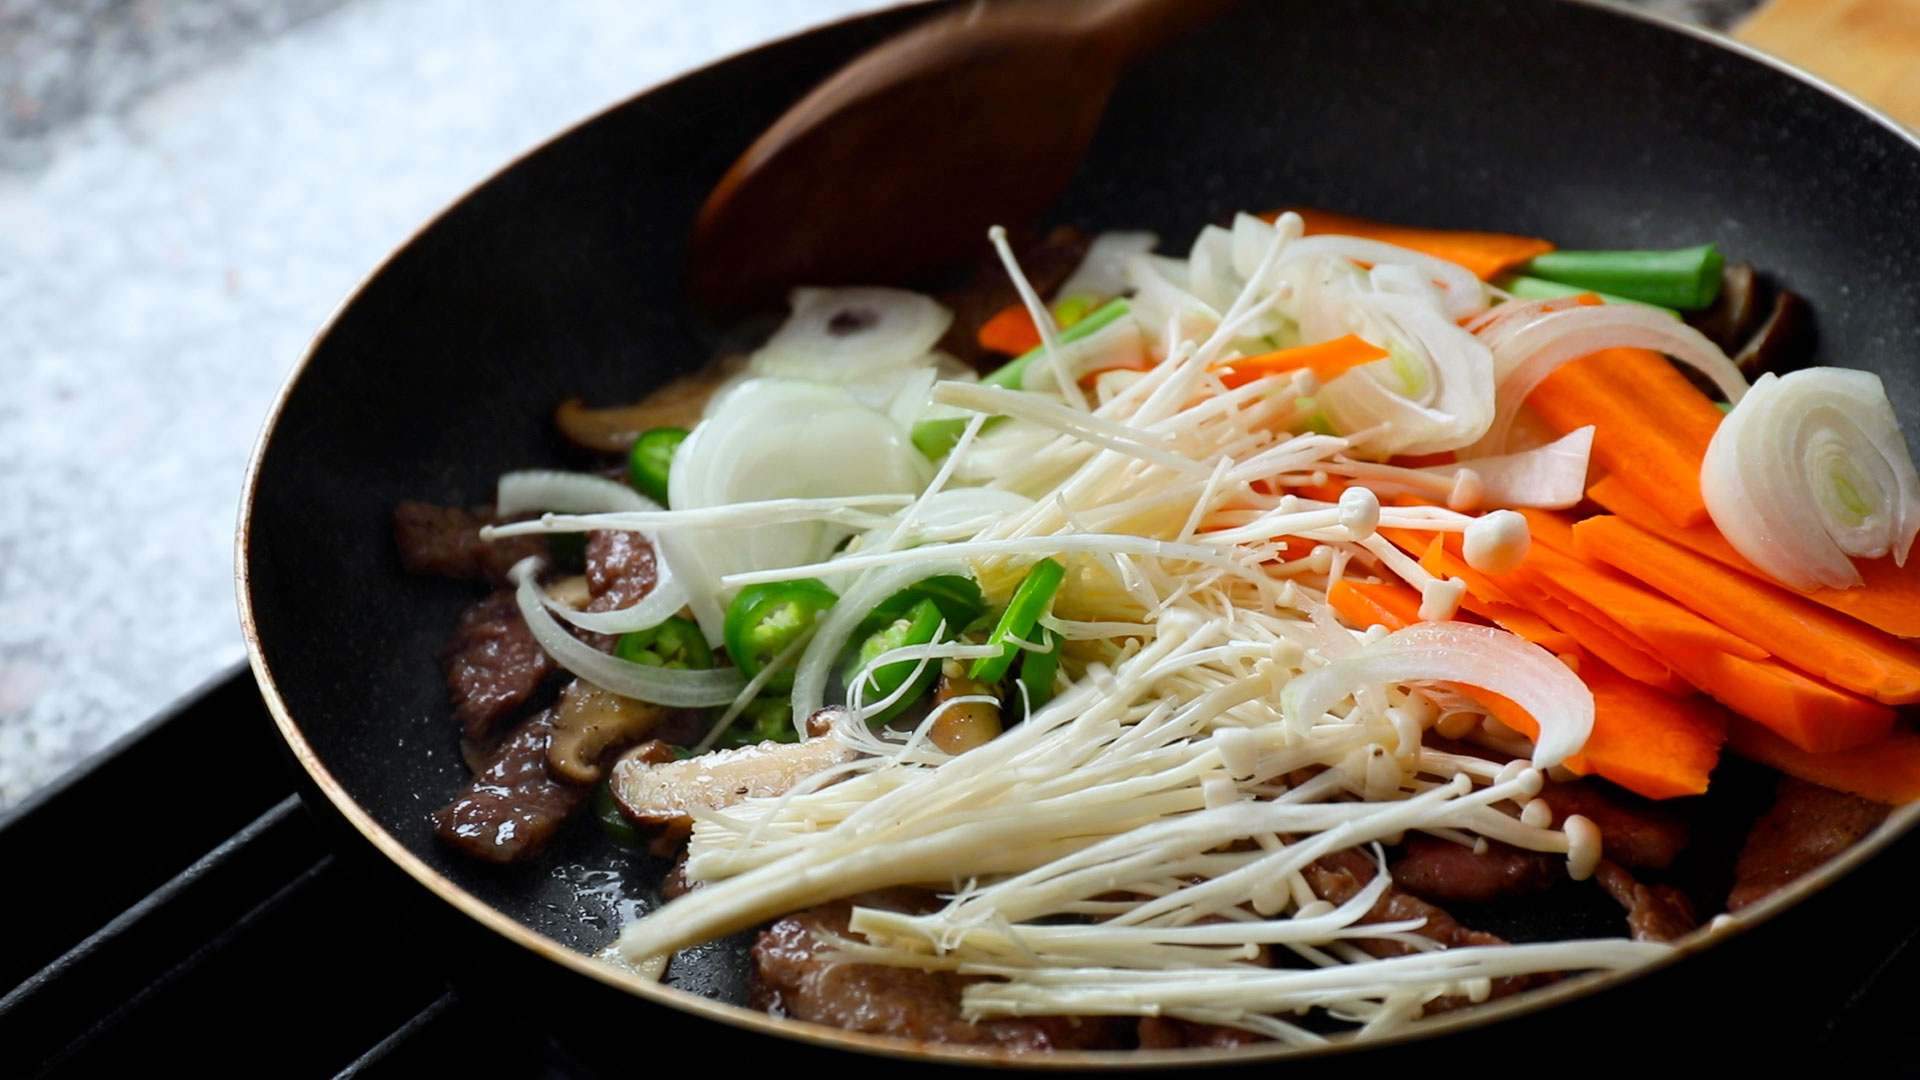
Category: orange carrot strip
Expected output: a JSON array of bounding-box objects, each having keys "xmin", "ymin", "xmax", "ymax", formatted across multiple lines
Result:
[
  {"xmin": 1513, "ymin": 541, "xmax": 1768, "ymax": 663},
  {"xmin": 977, "ymin": 303, "xmax": 1042, "ymax": 356},
  {"xmin": 1389, "ymin": 529, "xmax": 1582, "ymax": 653},
  {"xmin": 1209, "ymin": 334, "xmax": 1388, "ymax": 389},
  {"xmin": 1588, "ymin": 474, "xmax": 1920, "ymax": 638},
  {"xmin": 1289, "ymin": 476, "xmax": 1351, "ymax": 504},
  {"xmin": 1726, "ymin": 718, "xmax": 1920, "ymax": 805},
  {"xmin": 1574, "ymin": 516, "xmax": 1920, "ymax": 705},
  {"xmin": 1266, "ymin": 207, "xmax": 1555, "ymax": 281},
  {"xmin": 1515, "ymin": 507, "xmax": 1582, "ymax": 557},
  {"xmin": 1327, "ymin": 579, "xmax": 1421, "ymax": 632},
  {"xmin": 1675, "ymin": 649, "xmax": 1893, "ymax": 753},
  {"xmin": 1527, "ymin": 347, "xmax": 1723, "ymax": 529}
]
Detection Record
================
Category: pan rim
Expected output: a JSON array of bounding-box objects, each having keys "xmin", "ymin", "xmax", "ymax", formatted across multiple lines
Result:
[{"xmin": 234, "ymin": 0, "xmax": 1920, "ymax": 1066}]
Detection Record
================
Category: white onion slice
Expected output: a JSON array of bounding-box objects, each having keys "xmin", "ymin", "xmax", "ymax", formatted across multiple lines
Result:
[
  {"xmin": 1282, "ymin": 236, "xmax": 1487, "ymax": 322},
  {"xmin": 509, "ymin": 559, "xmax": 746, "ymax": 706},
  {"xmin": 1702, "ymin": 368, "xmax": 1920, "ymax": 591},
  {"xmin": 1054, "ymin": 231, "xmax": 1158, "ymax": 303},
  {"xmin": 495, "ymin": 470, "xmax": 660, "ymax": 516},
  {"xmin": 1423, "ymin": 426, "xmax": 1594, "ymax": 509},
  {"xmin": 1281, "ymin": 623, "xmax": 1593, "ymax": 768},
  {"xmin": 750, "ymin": 286, "xmax": 952, "ymax": 380},
  {"xmin": 539, "ymin": 575, "xmax": 689, "ymax": 636},
  {"xmin": 1017, "ymin": 316, "xmax": 1149, "ymax": 394},
  {"xmin": 1317, "ymin": 293, "xmax": 1496, "ymax": 455},
  {"xmin": 1474, "ymin": 302, "xmax": 1746, "ymax": 453}
]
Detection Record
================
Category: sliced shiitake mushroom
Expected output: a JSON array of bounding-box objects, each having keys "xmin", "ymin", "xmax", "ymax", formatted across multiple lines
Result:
[
  {"xmin": 552, "ymin": 360, "xmax": 743, "ymax": 453},
  {"xmin": 547, "ymin": 679, "xmax": 670, "ymax": 784},
  {"xmin": 929, "ymin": 661, "xmax": 1002, "ymax": 754}
]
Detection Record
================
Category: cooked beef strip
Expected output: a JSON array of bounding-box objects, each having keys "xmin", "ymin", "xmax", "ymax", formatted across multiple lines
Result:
[
  {"xmin": 936, "ymin": 225, "xmax": 1092, "ymax": 369},
  {"xmin": 394, "ymin": 501, "xmax": 546, "ymax": 584},
  {"xmin": 1727, "ymin": 776, "xmax": 1890, "ymax": 912},
  {"xmin": 1390, "ymin": 834, "xmax": 1564, "ymax": 905},
  {"xmin": 751, "ymin": 895, "xmax": 1128, "ymax": 1050},
  {"xmin": 442, "ymin": 589, "xmax": 554, "ymax": 747},
  {"xmin": 1537, "ymin": 778, "xmax": 1689, "ymax": 869},
  {"xmin": 584, "ymin": 529, "xmax": 657, "ymax": 611},
  {"xmin": 1303, "ymin": 848, "xmax": 1541, "ymax": 1012},
  {"xmin": 432, "ymin": 709, "xmax": 588, "ymax": 863},
  {"xmin": 1593, "ymin": 861, "xmax": 1697, "ymax": 943}
]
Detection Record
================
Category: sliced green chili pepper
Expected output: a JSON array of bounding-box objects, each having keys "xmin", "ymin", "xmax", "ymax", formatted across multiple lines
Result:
[
  {"xmin": 970, "ymin": 558, "xmax": 1067, "ymax": 685},
  {"xmin": 1013, "ymin": 626, "xmax": 1063, "ymax": 719},
  {"xmin": 1520, "ymin": 244, "xmax": 1724, "ymax": 310},
  {"xmin": 982, "ymin": 297, "xmax": 1132, "ymax": 390},
  {"xmin": 614, "ymin": 615, "xmax": 714, "ymax": 670},
  {"xmin": 716, "ymin": 697, "xmax": 801, "ymax": 750},
  {"xmin": 627, "ymin": 426, "xmax": 689, "ymax": 506},
  {"xmin": 855, "ymin": 575, "xmax": 985, "ymax": 640},
  {"xmin": 592, "ymin": 776, "xmax": 645, "ymax": 849},
  {"xmin": 846, "ymin": 597, "xmax": 946, "ymax": 724},
  {"xmin": 1497, "ymin": 274, "xmax": 1681, "ymax": 318},
  {"xmin": 723, "ymin": 579, "xmax": 838, "ymax": 692}
]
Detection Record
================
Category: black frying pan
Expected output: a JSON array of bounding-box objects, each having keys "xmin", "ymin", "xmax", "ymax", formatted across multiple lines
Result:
[{"xmin": 239, "ymin": 0, "xmax": 1920, "ymax": 1072}]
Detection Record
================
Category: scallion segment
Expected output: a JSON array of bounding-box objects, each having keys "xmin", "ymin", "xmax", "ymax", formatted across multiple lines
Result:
[
  {"xmin": 1520, "ymin": 244, "xmax": 1724, "ymax": 310},
  {"xmin": 981, "ymin": 298, "xmax": 1132, "ymax": 390},
  {"xmin": 970, "ymin": 558, "xmax": 1067, "ymax": 685},
  {"xmin": 1497, "ymin": 274, "xmax": 1682, "ymax": 318}
]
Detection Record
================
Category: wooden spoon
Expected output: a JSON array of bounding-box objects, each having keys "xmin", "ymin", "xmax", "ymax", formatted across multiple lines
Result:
[{"xmin": 685, "ymin": 0, "xmax": 1242, "ymax": 318}]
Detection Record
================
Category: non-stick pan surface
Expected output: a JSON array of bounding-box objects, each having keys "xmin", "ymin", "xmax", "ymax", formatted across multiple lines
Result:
[{"xmin": 240, "ymin": 0, "xmax": 1920, "ymax": 1070}]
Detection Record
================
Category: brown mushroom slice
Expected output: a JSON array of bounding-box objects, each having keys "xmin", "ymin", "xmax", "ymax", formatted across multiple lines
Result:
[
  {"xmin": 547, "ymin": 680, "xmax": 671, "ymax": 784},
  {"xmin": 929, "ymin": 662, "xmax": 1002, "ymax": 754},
  {"xmin": 552, "ymin": 361, "xmax": 742, "ymax": 453},
  {"xmin": 1685, "ymin": 261, "xmax": 1763, "ymax": 354},
  {"xmin": 1732, "ymin": 288, "xmax": 1814, "ymax": 379},
  {"xmin": 610, "ymin": 732, "xmax": 859, "ymax": 833}
]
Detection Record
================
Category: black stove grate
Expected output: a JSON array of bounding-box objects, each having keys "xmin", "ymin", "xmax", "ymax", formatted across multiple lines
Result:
[{"xmin": 5, "ymin": 667, "xmax": 1920, "ymax": 1077}]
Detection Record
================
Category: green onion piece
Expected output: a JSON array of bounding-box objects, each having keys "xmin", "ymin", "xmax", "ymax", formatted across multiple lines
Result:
[
  {"xmin": 592, "ymin": 776, "xmax": 646, "ymax": 848},
  {"xmin": 1013, "ymin": 626, "xmax": 1063, "ymax": 718},
  {"xmin": 1497, "ymin": 274, "xmax": 1682, "ymax": 318},
  {"xmin": 970, "ymin": 558, "xmax": 1067, "ymax": 685},
  {"xmin": 845, "ymin": 597, "xmax": 946, "ymax": 724},
  {"xmin": 722, "ymin": 579, "xmax": 838, "ymax": 692},
  {"xmin": 1052, "ymin": 294, "xmax": 1096, "ymax": 329},
  {"xmin": 855, "ymin": 576, "xmax": 985, "ymax": 640},
  {"xmin": 981, "ymin": 298, "xmax": 1131, "ymax": 390},
  {"xmin": 716, "ymin": 697, "xmax": 801, "ymax": 750},
  {"xmin": 614, "ymin": 615, "xmax": 714, "ymax": 670},
  {"xmin": 1520, "ymin": 244, "xmax": 1724, "ymax": 310},
  {"xmin": 627, "ymin": 426, "xmax": 689, "ymax": 506}
]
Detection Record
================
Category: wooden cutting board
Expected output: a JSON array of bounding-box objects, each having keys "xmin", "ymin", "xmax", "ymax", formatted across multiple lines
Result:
[{"xmin": 1738, "ymin": 0, "xmax": 1920, "ymax": 129}]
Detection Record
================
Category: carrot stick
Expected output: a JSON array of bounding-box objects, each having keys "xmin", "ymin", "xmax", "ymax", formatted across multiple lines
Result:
[
  {"xmin": 1389, "ymin": 529, "xmax": 1580, "ymax": 653},
  {"xmin": 1327, "ymin": 579, "xmax": 1421, "ymax": 631},
  {"xmin": 1525, "ymin": 347, "xmax": 1723, "ymax": 528},
  {"xmin": 1726, "ymin": 717, "xmax": 1920, "ymax": 805},
  {"xmin": 1512, "ymin": 541, "xmax": 1769, "ymax": 663},
  {"xmin": 1573, "ymin": 516, "xmax": 1920, "ymax": 705},
  {"xmin": 1674, "ymin": 649, "xmax": 1894, "ymax": 753},
  {"xmin": 1588, "ymin": 473, "xmax": 1920, "ymax": 638},
  {"xmin": 977, "ymin": 303, "xmax": 1042, "ymax": 356},
  {"xmin": 1515, "ymin": 507, "xmax": 1582, "ymax": 557},
  {"xmin": 1266, "ymin": 208, "xmax": 1555, "ymax": 282},
  {"xmin": 1210, "ymin": 334, "xmax": 1388, "ymax": 389}
]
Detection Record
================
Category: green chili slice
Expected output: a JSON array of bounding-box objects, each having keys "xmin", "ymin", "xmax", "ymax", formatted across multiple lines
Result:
[
  {"xmin": 970, "ymin": 558, "xmax": 1067, "ymax": 685},
  {"xmin": 982, "ymin": 297, "xmax": 1132, "ymax": 390},
  {"xmin": 716, "ymin": 697, "xmax": 801, "ymax": 750},
  {"xmin": 854, "ymin": 575, "xmax": 985, "ymax": 640},
  {"xmin": 592, "ymin": 776, "xmax": 646, "ymax": 849},
  {"xmin": 846, "ymin": 597, "xmax": 946, "ymax": 724},
  {"xmin": 723, "ymin": 579, "xmax": 838, "ymax": 692},
  {"xmin": 1520, "ymin": 244, "xmax": 1724, "ymax": 310},
  {"xmin": 614, "ymin": 615, "xmax": 714, "ymax": 670},
  {"xmin": 627, "ymin": 426, "xmax": 689, "ymax": 506},
  {"xmin": 1012, "ymin": 626, "xmax": 1063, "ymax": 718}
]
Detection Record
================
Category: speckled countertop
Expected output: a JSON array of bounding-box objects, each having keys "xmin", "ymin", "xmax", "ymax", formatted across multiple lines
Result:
[{"xmin": 0, "ymin": 0, "xmax": 1759, "ymax": 810}]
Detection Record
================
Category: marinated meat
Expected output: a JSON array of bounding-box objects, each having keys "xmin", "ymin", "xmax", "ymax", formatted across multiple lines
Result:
[
  {"xmin": 1536, "ymin": 779, "xmax": 1689, "ymax": 869},
  {"xmin": 432, "ymin": 709, "xmax": 588, "ymax": 863},
  {"xmin": 1303, "ymin": 848, "xmax": 1540, "ymax": 1011},
  {"xmin": 442, "ymin": 589, "xmax": 553, "ymax": 745},
  {"xmin": 1727, "ymin": 776, "xmax": 1890, "ymax": 912},
  {"xmin": 1390, "ymin": 834, "xmax": 1564, "ymax": 905},
  {"xmin": 751, "ymin": 897, "xmax": 1127, "ymax": 1050},
  {"xmin": 936, "ymin": 226, "xmax": 1092, "ymax": 368},
  {"xmin": 394, "ymin": 501, "xmax": 546, "ymax": 584},
  {"xmin": 1594, "ymin": 861, "xmax": 1697, "ymax": 943},
  {"xmin": 584, "ymin": 529, "xmax": 657, "ymax": 612}
]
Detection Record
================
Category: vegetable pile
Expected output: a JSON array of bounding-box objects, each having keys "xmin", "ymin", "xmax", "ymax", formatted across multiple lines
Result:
[{"xmin": 473, "ymin": 208, "xmax": 1920, "ymax": 1043}]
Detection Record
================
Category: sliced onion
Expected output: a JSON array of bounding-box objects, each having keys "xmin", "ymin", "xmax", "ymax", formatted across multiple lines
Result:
[
  {"xmin": 1424, "ymin": 425, "xmax": 1594, "ymax": 509},
  {"xmin": 666, "ymin": 378, "xmax": 932, "ymax": 644},
  {"xmin": 495, "ymin": 470, "xmax": 660, "ymax": 516},
  {"xmin": 1281, "ymin": 622, "xmax": 1592, "ymax": 768},
  {"xmin": 1054, "ymin": 231, "xmax": 1158, "ymax": 303},
  {"xmin": 510, "ymin": 559, "xmax": 746, "ymax": 706},
  {"xmin": 790, "ymin": 558, "xmax": 969, "ymax": 733},
  {"xmin": 1317, "ymin": 293, "xmax": 1496, "ymax": 456},
  {"xmin": 540, "ymin": 575, "xmax": 688, "ymax": 636},
  {"xmin": 1018, "ymin": 315, "xmax": 1148, "ymax": 394},
  {"xmin": 1124, "ymin": 252, "xmax": 1220, "ymax": 346},
  {"xmin": 1473, "ymin": 302, "xmax": 1746, "ymax": 453},
  {"xmin": 1702, "ymin": 368, "xmax": 1920, "ymax": 591},
  {"xmin": 750, "ymin": 286, "xmax": 952, "ymax": 380},
  {"xmin": 1280, "ymin": 235, "xmax": 1487, "ymax": 322}
]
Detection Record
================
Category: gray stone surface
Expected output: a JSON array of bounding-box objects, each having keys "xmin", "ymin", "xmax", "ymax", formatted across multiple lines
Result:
[{"xmin": 0, "ymin": 0, "xmax": 1761, "ymax": 810}]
